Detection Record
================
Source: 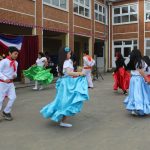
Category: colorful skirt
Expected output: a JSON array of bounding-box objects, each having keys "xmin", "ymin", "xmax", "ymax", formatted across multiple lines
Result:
[
  {"xmin": 124, "ymin": 75, "xmax": 150, "ymax": 115},
  {"xmin": 40, "ymin": 76, "xmax": 89, "ymax": 122},
  {"xmin": 113, "ymin": 67, "xmax": 130, "ymax": 91},
  {"xmin": 23, "ymin": 66, "xmax": 53, "ymax": 85}
]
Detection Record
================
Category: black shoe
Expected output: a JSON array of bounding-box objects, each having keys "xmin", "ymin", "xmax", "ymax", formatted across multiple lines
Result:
[
  {"xmin": 3, "ymin": 111, "xmax": 13, "ymax": 121},
  {"xmin": 88, "ymin": 87, "xmax": 93, "ymax": 89},
  {"xmin": 123, "ymin": 91, "xmax": 128, "ymax": 95}
]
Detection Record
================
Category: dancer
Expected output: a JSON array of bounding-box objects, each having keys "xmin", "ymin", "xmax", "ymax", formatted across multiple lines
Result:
[
  {"xmin": 124, "ymin": 49, "xmax": 150, "ymax": 116},
  {"xmin": 40, "ymin": 47, "xmax": 89, "ymax": 127},
  {"xmin": 23, "ymin": 52, "xmax": 53, "ymax": 90},
  {"xmin": 113, "ymin": 52, "xmax": 130, "ymax": 95},
  {"xmin": 0, "ymin": 47, "xmax": 19, "ymax": 121},
  {"xmin": 82, "ymin": 50, "xmax": 95, "ymax": 88}
]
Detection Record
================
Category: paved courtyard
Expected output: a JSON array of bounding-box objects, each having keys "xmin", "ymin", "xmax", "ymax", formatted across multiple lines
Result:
[{"xmin": 0, "ymin": 73, "xmax": 150, "ymax": 150}]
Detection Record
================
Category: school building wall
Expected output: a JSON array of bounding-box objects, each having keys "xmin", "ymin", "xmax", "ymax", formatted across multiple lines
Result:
[
  {"xmin": 2, "ymin": 0, "xmax": 150, "ymax": 70},
  {"xmin": 0, "ymin": 0, "xmax": 108, "ymax": 71},
  {"xmin": 111, "ymin": 0, "xmax": 150, "ymax": 67}
]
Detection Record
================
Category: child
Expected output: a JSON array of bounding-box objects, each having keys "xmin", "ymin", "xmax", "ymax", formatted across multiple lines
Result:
[
  {"xmin": 0, "ymin": 47, "xmax": 19, "ymax": 121},
  {"xmin": 23, "ymin": 52, "xmax": 53, "ymax": 90},
  {"xmin": 82, "ymin": 50, "xmax": 95, "ymax": 88},
  {"xmin": 124, "ymin": 49, "xmax": 150, "ymax": 116},
  {"xmin": 113, "ymin": 52, "xmax": 130, "ymax": 95},
  {"xmin": 40, "ymin": 47, "xmax": 89, "ymax": 128}
]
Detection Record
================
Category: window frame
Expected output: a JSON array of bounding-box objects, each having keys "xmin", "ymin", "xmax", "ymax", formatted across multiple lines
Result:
[
  {"xmin": 113, "ymin": 39, "xmax": 138, "ymax": 57},
  {"xmin": 145, "ymin": 38, "xmax": 150, "ymax": 56},
  {"xmin": 145, "ymin": 1, "xmax": 150, "ymax": 22},
  {"xmin": 112, "ymin": 3, "xmax": 138, "ymax": 25},
  {"xmin": 73, "ymin": 0, "xmax": 91, "ymax": 19},
  {"xmin": 94, "ymin": 1, "xmax": 107, "ymax": 25},
  {"xmin": 43, "ymin": 0, "xmax": 68, "ymax": 12}
]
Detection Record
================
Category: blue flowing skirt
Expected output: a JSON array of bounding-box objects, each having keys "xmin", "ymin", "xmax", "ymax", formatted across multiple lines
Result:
[
  {"xmin": 40, "ymin": 76, "xmax": 89, "ymax": 122},
  {"xmin": 124, "ymin": 75, "xmax": 150, "ymax": 115}
]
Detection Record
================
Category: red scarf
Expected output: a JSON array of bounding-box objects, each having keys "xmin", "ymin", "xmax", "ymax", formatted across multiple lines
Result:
[{"xmin": 6, "ymin": 56, "xmax": 16, "ymax": 72}]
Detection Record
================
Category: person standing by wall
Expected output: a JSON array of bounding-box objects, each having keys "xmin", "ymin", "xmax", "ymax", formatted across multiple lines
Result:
[{"xmin": 82, "ymin": 50, "xmax": 95, "ymax": 88}]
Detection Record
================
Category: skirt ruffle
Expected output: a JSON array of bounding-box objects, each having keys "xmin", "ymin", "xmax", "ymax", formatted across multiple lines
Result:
[
  {"xmin": 113, "ymin": 67, "xmax": 130, "ymax": 91},
  {"xmin": 23, "ymin": 66, "xmax": 53, "ymax": 85},
  {"xmin": 40, "ymin": 76, "xmax": 89, "ymax": 122},
  {"xmin": 124, "ymin": 75, "xmax": 150, "ymax": 115}
]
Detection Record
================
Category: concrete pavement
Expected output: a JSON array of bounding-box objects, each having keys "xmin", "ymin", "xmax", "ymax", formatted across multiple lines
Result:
[{"xmin": 0, "ymin": 73, "xmax": 150, "ymax": 150}]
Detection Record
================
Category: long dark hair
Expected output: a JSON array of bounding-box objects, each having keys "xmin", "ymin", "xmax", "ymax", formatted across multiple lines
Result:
[
  {"xmin": 115, "ymin": 52, "xmax": 126, "ymax": 71},
  {"xmin": 115, "ymin": 52, "xmax": 124, "ymax": 61},
  {"xmin": 38, "ymin": 52, "xmax": 45, "ymax": 58},
  {"xmin": 143, "ymin": 56, "xmax": 150, "ymax": 71},
  {"xmin": 143, "ymin": 56, "xmax": 150, "ymax": 66},
  {"xmin": 58, "ymin": 47, "xmax": 70, "ymax": 76},
  {"xmin": 127, "ymin": 49, "xmax": 143, "ymax": 70}
]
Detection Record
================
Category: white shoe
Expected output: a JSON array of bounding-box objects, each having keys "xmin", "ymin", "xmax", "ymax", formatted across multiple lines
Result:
[
  {"xmin": 32, "ymin": 87, "xmax": 38, "ymax": 90},
  {"xmin": 131, "ymin": 110, "xmax": 138, "ymax": 116},
  {"xmin": 59, "ymin": 122, "xmax": 72, "ymax": 128},
  {"xmin": 39, "ymin": 86, "xmax": 44, "ymax": 90}
]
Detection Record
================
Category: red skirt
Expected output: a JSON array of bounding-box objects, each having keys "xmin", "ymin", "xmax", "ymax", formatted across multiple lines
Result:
[{"xmin": 113, "ymin": 67, "xmax": 130, "ymax": 91}]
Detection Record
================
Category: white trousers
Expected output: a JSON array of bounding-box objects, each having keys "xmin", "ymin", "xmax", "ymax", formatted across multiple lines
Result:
[
  {"xmin": 0, "ymin": 82, "xmax": 16, "ymax": 113},
  {"xmin": 82, "ymin": 69, "xmax": 93, "ymax": 88}
]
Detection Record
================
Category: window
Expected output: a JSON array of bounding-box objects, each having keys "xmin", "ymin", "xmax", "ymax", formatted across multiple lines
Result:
[
  {"xmin": 114, "ymin": 41, "xmax": 122, "ymax": 45},
  {"xmin": 113, "ymin": 40, "xmax": 138, "ymax": 57},
  {"xmin": 124, "ymin": 47, "xmax": 131, "ymax": 57},
  {"xmin": 145, "ymin": 39, "xmax": 150, "ymax": 56},
  {"xmin": 74, "ymin": 0, "xmax": 90, "ymax": 18},
  {"xmin": 124, "ymin": 41, "xmax": 132, "ymax": 45},
  {"xmin": 94, "ymin": 2, "xmax": 107, "ymax": 24},
  {"xmin": 114, "ymin": 8, "xmax": 120, "ymax": 15},
  {"xmin": 113, "ymin": 4, "xmax": 138, "ymax": 24},
  {"xmin": 60, "ymin": 0, "xmax": 67, "ymax": 9},
  {"xmin": 145, "ymin": 1, "xmax": 150, "ymax": 21},
  {"xmin": 122, "ymin": 6, "xmax": 128, "ymax": 14},
  {"xmin": 43, "ymin": 0, "xmax": 67, "ymax": 10}
]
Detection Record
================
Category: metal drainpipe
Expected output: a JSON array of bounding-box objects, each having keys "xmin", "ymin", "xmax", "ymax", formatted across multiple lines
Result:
[
  {"xmin": 106, "ymin": 0, "xmax": 112, "ymax": 71},
  {"xmin": 108, "ymin": 2, "xmax": 112, "ymax": 70},
  {"xmin": 104, "ymin": 0, "xmax": 107, "ymax": 72}
]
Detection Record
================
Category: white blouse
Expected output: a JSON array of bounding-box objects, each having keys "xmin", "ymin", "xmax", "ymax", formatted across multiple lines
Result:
[
  {"xmin": 36, "ymin": 57, "xmax": 47, "ymax": 67},
  {"xmin": 63, "ymin": 59, "xmax": 74, "ymax": 75}
]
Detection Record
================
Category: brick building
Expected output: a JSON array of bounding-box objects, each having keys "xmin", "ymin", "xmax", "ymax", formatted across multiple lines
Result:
[
  {"xmin": 0, "ymin": 0, "xmax": 150, "ymax": 71},
  {"xmin": 110, "ymin": 0, "xmax": 150, "ymax": 68}
]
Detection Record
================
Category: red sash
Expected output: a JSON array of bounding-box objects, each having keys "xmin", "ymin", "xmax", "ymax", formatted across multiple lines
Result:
[
  {"xmin": 0, "ymin": 79, "xmax": 13, "ymax": 83},
  {"xmin": 84, "ymin": 67, "xmax": 92, "ymax": 69}
]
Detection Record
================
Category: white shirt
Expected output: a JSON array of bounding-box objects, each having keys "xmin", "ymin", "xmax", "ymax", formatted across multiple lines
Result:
[
  {"xmin": 36, "ymin": 57, "xmax": 47, "ymax": 67},
  {"xmin": 83, "ymin": 55, "xmax": 95, "ymax": 67},
  {"xmin": 0, "ymin": 58, "xmax": 18, "ymax": 80},
  {"xmin": 63, "ymin": 59, "xmax": 74, "ymax": 75}
]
